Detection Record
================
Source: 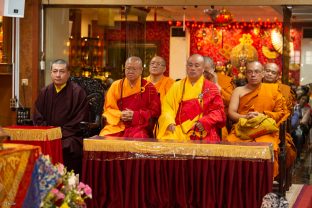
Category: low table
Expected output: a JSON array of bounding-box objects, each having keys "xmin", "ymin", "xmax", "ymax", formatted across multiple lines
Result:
[
  {"xmin": 3, "ymin": 125, "xmax": 63, "ymax": 163},
  {"xmin": 82, "ymin": 136, "xmax": 274, "ymax": 208}
]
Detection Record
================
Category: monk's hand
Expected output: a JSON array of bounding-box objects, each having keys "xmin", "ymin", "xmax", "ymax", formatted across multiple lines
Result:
[
  {"xmin": 167, "ymin": 124, "xmax": 176, "ymax": 133},
  {"xmin": 195, "ymin": 121, "xmax": 204, "ymax": 132},
  {"xmin": 121, "ymin": 109, "xmax": 134, "ymax": 121},
  {"xmin": 245, "ymin": 112, "xmax": 260, "ymax": 119}
]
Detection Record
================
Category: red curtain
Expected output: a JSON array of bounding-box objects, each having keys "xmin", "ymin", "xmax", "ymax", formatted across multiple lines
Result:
[{"xmin": 82, "ymin": 151, "xmax": 273, "ymax": 208}]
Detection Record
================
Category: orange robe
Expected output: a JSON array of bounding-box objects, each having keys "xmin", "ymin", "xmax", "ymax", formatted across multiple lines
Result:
[
  {"xmin": 277, "ymin": 82, "xmax": 297, "ymax": 168},
  {"xmin": 226, "ymin": 83, "xmax": 288, "ymax": 177},
  {"xmin": 145, "ymin": 75, "xmax": 174, "ymax": 102},
  {"xmin": 217, "ymin": 73, "xmax": 234, "ymax": 139},
  {"xmin": 217, "ymin": 72, "xmax": 234, "ymax": 111},
  {"xmin": 100, "ymin": 78, "xmax": 161, "ymax": 138}
]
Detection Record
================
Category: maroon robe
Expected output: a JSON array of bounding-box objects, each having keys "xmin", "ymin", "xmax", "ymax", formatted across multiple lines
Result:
[{"xmin": 33, "ymin": 81, "xmax": 89, "ymax": 173}]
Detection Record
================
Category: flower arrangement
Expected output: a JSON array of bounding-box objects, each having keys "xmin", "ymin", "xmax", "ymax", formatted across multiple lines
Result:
[{"xmin": 39, "ymin": 158, "xmax": 92, "ymax": 208}]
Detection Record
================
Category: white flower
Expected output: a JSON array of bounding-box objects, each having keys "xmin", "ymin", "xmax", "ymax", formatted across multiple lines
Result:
[{"xmin": 67, "ymin": 173, "xmax": 78, "ymax": 188}]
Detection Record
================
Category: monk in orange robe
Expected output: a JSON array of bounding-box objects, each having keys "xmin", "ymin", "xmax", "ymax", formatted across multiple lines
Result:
[
  {"xmin": 264, "ymin": 63, "xmax": 296, "ymax": 168},
  {"xmin": 100, "ymin": 56, "xmax": 161, "ymax": 138},
  {"xmin": 203, "ymin": 56, "xmax": 234, "ymax": 138},
  {"xmin": 145, "ymin": 56, "xmax": 174, "ymax": 102},
  {"xmin": 227, "ymin": 61, "xmax": 288, "ymax": 177}
]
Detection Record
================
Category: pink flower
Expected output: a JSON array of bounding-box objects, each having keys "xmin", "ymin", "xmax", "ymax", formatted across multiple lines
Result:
[
  {"xmin": 55, "ymin": 191, "xmax": 65, "ymax": 200},
  {"xmin": 51, "ymin": 188, "xmax": 59, "ymax": 195},
  {"xmin": 84, "ymin": 185, "xmax": 92, "ymax": 198},
  {"xmin": 78, "ymin": 182, "xmax": 86, "ymax": 191}
]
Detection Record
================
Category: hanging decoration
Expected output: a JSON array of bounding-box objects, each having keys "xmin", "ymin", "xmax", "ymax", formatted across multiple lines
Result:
[{"xmin": 209, "ymin": 8, "xmax": 233, "ymax": 27}]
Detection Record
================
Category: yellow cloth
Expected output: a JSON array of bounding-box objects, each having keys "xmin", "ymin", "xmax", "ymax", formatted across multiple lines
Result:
[
  {"xmin": 157, "ymin": 76, "xmax": 204, "ymax": 141},
  {"xmin": 145, "ymin": 75, "xmax": 174, "ymax": 102},
  {"xmin": 235, "ymin": 115, "xmax": 279, "ymax": 140},
  {"xmin": 54, "ymin": 83, "xmax": 66, "ymax": 93},
  {"xmin": 3, "ymin": 127, "xmax": 62, "ymax": 141},
  {"xmin": 84, "ymin": 138, "xmax": 273, "ymax": 160},
  {"xmin": 100, "ymin": 78, "xmax": 144, "ymax": 136},
  {"xmin": 226, "ymin": 83, "xmax": 288, "ymax": 177}
]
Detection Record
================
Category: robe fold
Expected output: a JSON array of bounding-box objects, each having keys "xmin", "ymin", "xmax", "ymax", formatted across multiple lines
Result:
[
  {"xmin": 157, "ymin": 76, "xmax": 226, "ymax": 141},
  {"xmin": 145, "ymin": 75, "xmax": 174, "ymax": 101},
  {"xmin": 217, "ymin": 73, "xmax": 234, "ymax": 139},
  {"xmin": 100, "ymin": 77, "xmax": 161, "ymax": 138},
  {"xmin": 226, "ymin": 83, "xmax": 288, "ymax": 177},
  {"xmin": 277, "ymin": 82, "xmax": 297, "ymax": 168}
]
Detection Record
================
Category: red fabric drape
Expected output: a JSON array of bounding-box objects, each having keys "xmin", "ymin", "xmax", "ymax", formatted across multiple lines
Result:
[
  {"xmin": 82, "ymin": 151, "xmax": 273, "ymax": 208},
  {"xmin": 6, "ymin": 139, "xmax": 63, "ymax": 164}
]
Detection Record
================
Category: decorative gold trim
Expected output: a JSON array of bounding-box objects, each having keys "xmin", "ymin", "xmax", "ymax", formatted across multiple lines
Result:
[
  {"xmin": 84, "ymin": 139, "xmax": 273, "ymax": 160},
  {"xmin": 3, "ymin": 127, "xmax": 62, "ymax": 141},
  {"xmin": 0, "ymin": 144, "xmax": 39, "ymax": 207}
]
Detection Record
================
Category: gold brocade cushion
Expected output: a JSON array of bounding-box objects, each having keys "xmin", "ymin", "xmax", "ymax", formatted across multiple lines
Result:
[{"xmin": 235, "ymin": 115, "xmax": 279, "ymax": 140}]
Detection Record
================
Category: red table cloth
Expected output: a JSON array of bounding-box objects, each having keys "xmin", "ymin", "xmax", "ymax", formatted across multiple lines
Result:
[
  {"xmin": 82, "ymin": 136, "xmax": 274, "ymax": 208},
  {"xmin": 3, "ymin": 125, "xmax": 63, "ymax": 164}
]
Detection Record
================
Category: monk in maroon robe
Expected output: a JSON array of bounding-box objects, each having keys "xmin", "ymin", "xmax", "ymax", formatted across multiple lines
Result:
[{"xmin": 33, "ymin": 59, "xmax": 88, "ymax": 175}]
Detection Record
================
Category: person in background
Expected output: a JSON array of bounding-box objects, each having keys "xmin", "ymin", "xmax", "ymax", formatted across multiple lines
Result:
[
  {"xmin": 203, "ymin": 56, "xmax": 234, "ymax": 138},
  {"xmin": 263, "ymin": 62, "xmax": 297, "ymax": 169},
  {"xmin": 157, "ymin": 54, "xmax": 226, "ymax": 141},
  {"xmin": 226, "ymin": 61, "xmax": 288, "ymax": 177},
  {"xmin": 100, "ymin": 56, "xmax": 161, "ymax": 138},
  {"xmin": 33, "ymin": 59, "xmax": 89, "ymax": 175},
  {"xmin": 145, "ymin": 56, "xmax": 174, "ymax": 102},
  {"xmin": 291, "ymin": 94, "xmax": 311, "ymax": 163}
]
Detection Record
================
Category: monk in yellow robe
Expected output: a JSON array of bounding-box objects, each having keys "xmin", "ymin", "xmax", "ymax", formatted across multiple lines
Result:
[
  {"xmin": 264, "ymin": 63, "xmax": 296, "ymax": 168},
  {"xmin": 100, "ymin": 56, "xmax": 161, "ymax": 138},
  {"xmin": 145, "ymin": 56, "xmax": 174, "ymax": 102},
  {"xmin": 157, "ymin": 54, "xmax": 226, "ymax": 141},
  {"xmin": 227, "ymin": 61, "xmax": 288, "ymax": 177},
  {"xmin": 203, "ymin": 56, "xmax": 234, "ymax": 139}
]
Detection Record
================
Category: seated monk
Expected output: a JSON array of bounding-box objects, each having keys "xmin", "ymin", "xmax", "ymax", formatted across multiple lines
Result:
[
  {"xmin": 263, "ymin": 62, "xmax": 297, "ymax": 168},
  {"xmin": 145, "ymin": 56, "xmax": 174, "ymax": 102},
  {"xmin": 226, "ymin": 61, "xmax": 288, "ymax": 177},
  {"xmin": 203, "ymin": 56, "xmax": 234, "ymax": 138},
  {"xmin": 157, "ymin": 54, "xmax": 226, "ymax": 141},
  {"xmin": 99, "ymin": 56, "xmax": 161, "ymax": 138}
]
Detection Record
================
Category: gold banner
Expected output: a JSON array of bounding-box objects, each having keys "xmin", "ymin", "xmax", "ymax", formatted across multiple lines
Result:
[
  {"xmin": 0, "ymin": 144, "xmax": 40, "ymax": 207},
  {"xmin": 3, "ymin": 127, "xmax": 62, "ymax": 141},
  {"xmin": 83, "ymin": 139, "xmax": 273, "ymax": 160}
]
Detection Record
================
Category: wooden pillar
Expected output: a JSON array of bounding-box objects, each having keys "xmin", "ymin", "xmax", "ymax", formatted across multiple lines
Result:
[{"xmin": 282, "ymin": 6, "xmax": 291, "ymax": 84}]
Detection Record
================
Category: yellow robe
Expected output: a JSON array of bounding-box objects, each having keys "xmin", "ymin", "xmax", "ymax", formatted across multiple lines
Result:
[
  {"xmin": 157, "ymin": 76, "xmax": 225, "ymax": 141},
  {"xmin": 226, "ymin": 83, "xmax": 288, "ymax": 177},
  {"xmin": 145, "ymin": 75, "xmax": 174, "ymax": 102}
]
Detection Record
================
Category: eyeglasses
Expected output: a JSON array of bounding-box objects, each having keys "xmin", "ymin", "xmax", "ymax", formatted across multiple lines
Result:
[
  {"xmin": 246, "ymin": 70, "xmax": 262, "ymax": 75},
  {"xmin": 150, "ymin": 62, "xmax": 165, "ymax": 67}
]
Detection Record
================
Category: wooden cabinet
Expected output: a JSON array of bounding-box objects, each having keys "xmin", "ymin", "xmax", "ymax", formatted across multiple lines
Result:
[
  {"xmin": 68, "ymin": 37, "xmax": 104, "ymax": 77},
  {"xmin": 0, "ymin": 16, "xmax": 12, "ymax": 75}
]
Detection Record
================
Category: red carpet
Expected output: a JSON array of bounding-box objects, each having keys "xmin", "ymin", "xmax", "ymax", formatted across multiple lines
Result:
[{"xmin": 293, "ymin": 185, "xmax": 312, "ymax": 208}]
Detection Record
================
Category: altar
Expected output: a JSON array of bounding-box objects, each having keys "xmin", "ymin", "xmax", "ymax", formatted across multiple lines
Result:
[{"xmin": 82, "ymin": 137, "xmax": 274, "ymax": 208}]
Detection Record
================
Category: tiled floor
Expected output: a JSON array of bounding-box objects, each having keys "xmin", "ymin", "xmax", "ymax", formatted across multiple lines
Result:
[{"xmin": 292, "ymin": 144, "xmax": 312, "ymax": 185}]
